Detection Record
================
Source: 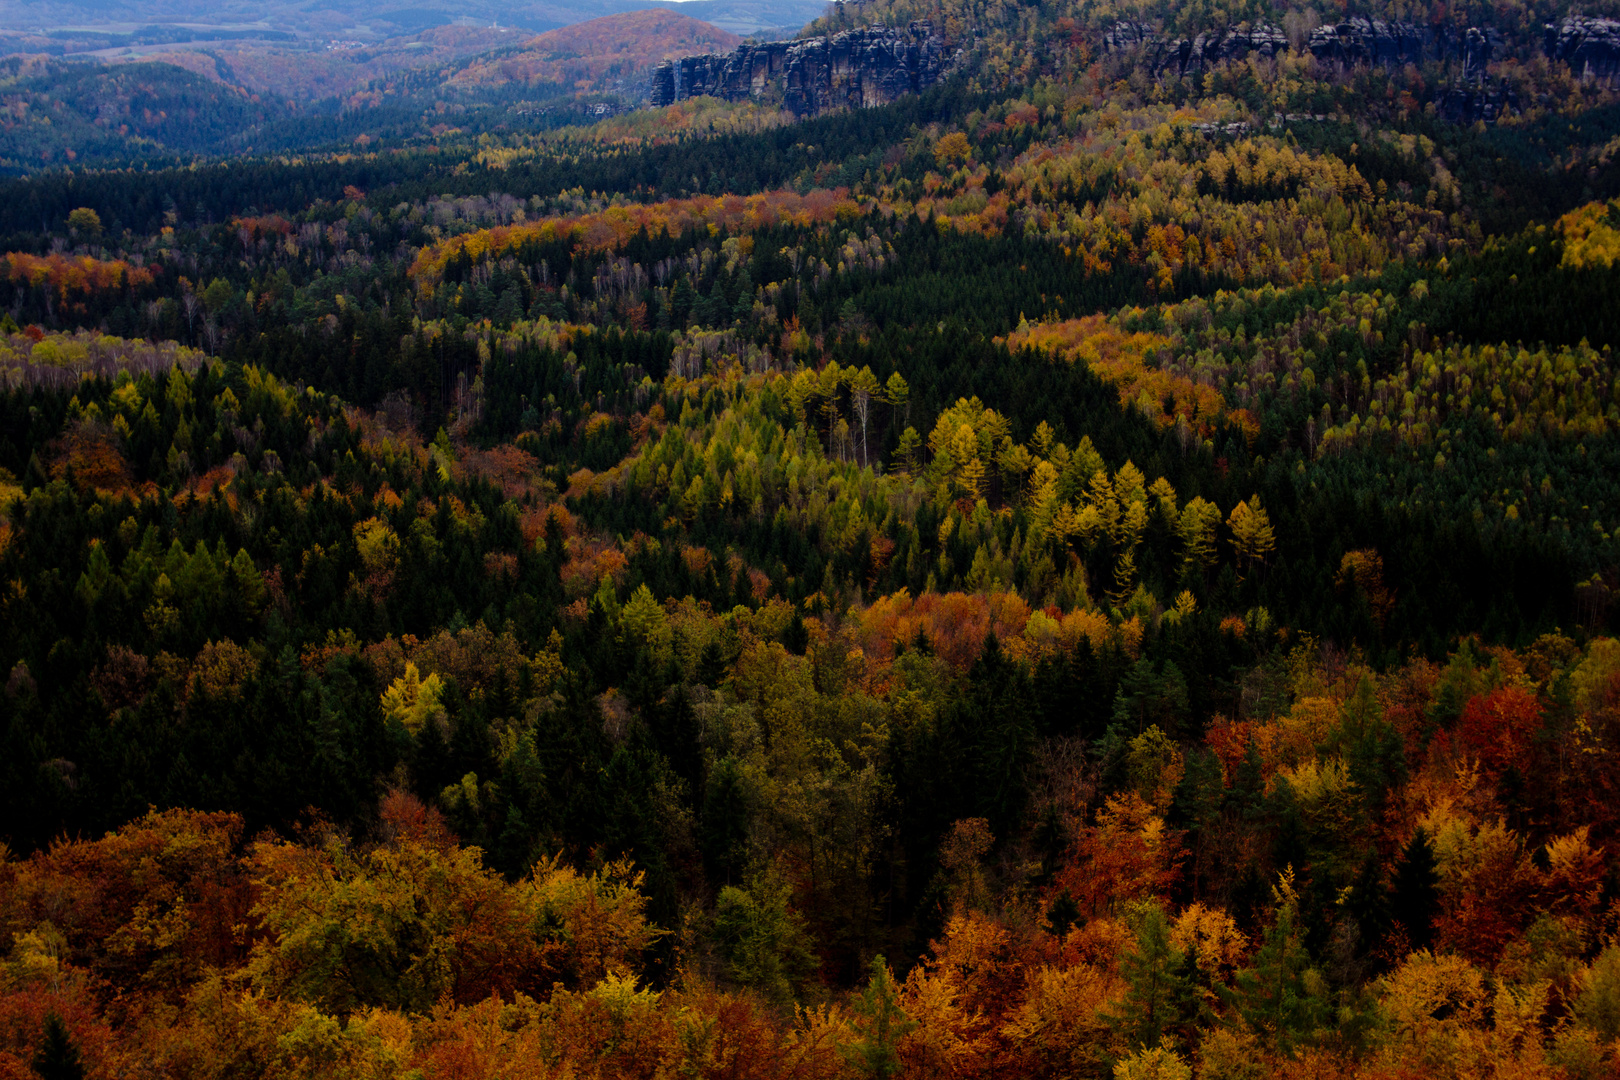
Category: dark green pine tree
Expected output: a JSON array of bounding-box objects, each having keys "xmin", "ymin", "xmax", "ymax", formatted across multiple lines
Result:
[
  {"xmin": 843, "ymin": 955, "xmax": 916, "ymax": 1080},
  {"xmin": 702, "ymin": 755, "xmax": 752, "ymax": 887},
  {"xmin": 696, "ymin": 637, "xmax": 728, "ymax": 688},
  {"xmin": 32, "ymin": 1013, "xmax": 85, "ymax": 1080},
  {"xmin": 959, "ymin": 633, "xmax": 1036, "ymax": 836},
  {"xmin": 1107, "ymin": 904, "xmax": 1199, "ymax": 1052},
  {"xmin": 670, "ymin": 275, "xmax": 696, "ymax": 327},
  {"xmin": 1343, "ymin": 847, "xmax": 1393, "ymax": 973},
  {"xmin": 1391, "ymin": 828, "xmax": 1441, "ymax": 951},
  {"xmin": 1231, "ymin": 896, "xmax": 1324, "ymax": 1053}
]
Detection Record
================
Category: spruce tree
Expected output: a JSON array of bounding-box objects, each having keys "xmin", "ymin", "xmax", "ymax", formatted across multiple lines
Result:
[
  {"xmin": 844, "ymin": 955, "xmax": 916, "ymax": 1079},
  {"xmin": 32, "ymin": 1013, "xmax": 85, "ymax": 1080},
  {"xmin": 1108, "ymin": 904, "xmax": 1198, "ymax": 1052},
  {"xmin": 1391, "ymin": 828, "xmax": 1441, "ymax": 951},
  {"xmin": 1232, "ymin": 894, "xmax": 1324, "ymax": 1053}
]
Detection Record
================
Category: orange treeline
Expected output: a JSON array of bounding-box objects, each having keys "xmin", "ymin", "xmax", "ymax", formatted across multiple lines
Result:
[
  {"xmin": 2, "ymin": 252, "xmax": 157, "ymax": 300},
  {"xmin": 230, "ymin": 214, "xmax": 297, "ymax": 240},
  {"xmin": 410, "ymin": 188, "xmax": 867, "ymax": 290},
  {"xmin": 1002, "ymin": 314, "xmax": 1246, "ymax": 438},
  {"xmin": 856, "ymin": 588, "xmax": 1033, "ymax": 669},
  {"xmin": 853, "ymin": 588, "xmax": 1126, "ymax": 670}
]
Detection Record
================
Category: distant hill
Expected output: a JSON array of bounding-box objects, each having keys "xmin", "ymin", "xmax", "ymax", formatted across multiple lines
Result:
[
  {"xmin": 447, "ymin": 9, "xmax": 741, "ymax": 92},
  {"xmin": 0, "ymin": 57, "xmax": 285, "ymax": 172},
  {"xmin": 125, "ymin": 26, "xmax": 527, "ymax": 103},
  {"xmin": 0, "ymin": 2, "xmax": 802, "ymax": 170}
]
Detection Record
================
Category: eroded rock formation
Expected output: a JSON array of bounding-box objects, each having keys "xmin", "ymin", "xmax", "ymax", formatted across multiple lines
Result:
[
  {"xmin": 1545, "ymin": 17, "xmax": 1620, "ymax": 84},
  {"xmin": 1101, "ymin": 15, "xmax": 1620, "ymax": 123},
  {"xmin": 1102, "ymin": 20, "xmax": 1287, "ymax": 78},
  {"xmin": 652, "ymin": 23, "xmax": 943, "ymax": 115}
]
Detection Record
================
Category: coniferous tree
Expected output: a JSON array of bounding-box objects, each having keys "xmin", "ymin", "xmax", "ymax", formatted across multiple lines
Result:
[
  {"xmin": 1391, "ymin": 829, "xmax": 1441, "ymax": 951},
  {"xmin": 844, "ymin": 955, "xmax": 917, "ymax": 1080},
  {"xmin": 1109, "ymin": 904, "xmax": 1199, "ymax": 1052},
  {"xmin": 1232, "ymin": 890, "xmax": 1325, "ymax": 1053},
  {"xmin": 32, "ymin": 1013, "xmax": 85, "ymax": 1080}
]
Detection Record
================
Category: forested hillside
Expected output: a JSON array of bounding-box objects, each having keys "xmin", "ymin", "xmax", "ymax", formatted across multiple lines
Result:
[
  {"xmin": 3, "ymin": 0, "xmax": 1620, "ymax": 1076},
  {"xmin": 446, "ymin": 10, "xmax": 743, "ymax": 91}
]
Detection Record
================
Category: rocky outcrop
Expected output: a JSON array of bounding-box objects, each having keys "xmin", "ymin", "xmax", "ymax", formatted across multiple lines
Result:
[
  {"xmin": 1439, "ymin": 78, "xmax": 1519, "ymax": 123},
  {"xmin": 1305, "ymin": 18, "xmax": 1497, "ymax": 76},
  {"xmin": 1103, "ymin": 20, "xmax": 1286, "ymax": 78},
  {"xmin": 651, "ymin": 22, "xmax": 944, "ymax": 115},
  {"xmin": 1099, "ymin": 16, "xmax": 1620, "ymax": 123},
  {"xmin": 1104, "ymin": 15, "xmax": 1620, "ymax": 89},
  {"xmin": 1102, "ymin": 17, "xmax": 1505, "ymax": 78},
  {"xmin": 1545, "ymin": 17, "xmax": 1620, "ymax": 84}
]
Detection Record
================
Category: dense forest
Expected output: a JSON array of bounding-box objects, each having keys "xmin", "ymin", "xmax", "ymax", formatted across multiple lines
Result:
[{"xmin": 3, "ymin": 0, "xmax": 1620, "ymax": 1075}]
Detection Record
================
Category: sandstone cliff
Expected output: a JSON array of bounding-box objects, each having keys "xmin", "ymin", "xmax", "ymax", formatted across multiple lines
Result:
[
  {"xmin": 1546, "ymin": 17, "xmax": 1620, "ymax": 83},
  {"xmin": 1101, "ymin": 18, "xmax": 1508, "ymax": 79},
  {"xmin": 1102, "ymin": 16, "xmax": 1620, "ymax": 123},
  {"xmin": 651, "ymin": 22, "xmax": 943, "ymax": 115}
]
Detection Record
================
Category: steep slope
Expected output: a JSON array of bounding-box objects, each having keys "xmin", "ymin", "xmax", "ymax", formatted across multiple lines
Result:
[
  {"xmin": 0, "ymin": 57, "xmax": 286, "ymax": 170},
  {"xmin": 447, "ymin": 9, "xmax": 742, "ymax": 92}
]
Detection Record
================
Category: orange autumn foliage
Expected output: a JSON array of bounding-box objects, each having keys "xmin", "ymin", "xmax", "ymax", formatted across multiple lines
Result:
[
  {"xmin": 0, "ymin": 986, "xmax": 120, "ymax": 1080},
  {"xmin": 0, "ymin": 807, "xmax": 250, "ymax": 993},
  {"xmin": 411, "ymin": 189, "xmax": 866, "ymax": 291},
  {"xmin": 1002, "ymin": 314, "xmax": 1244, "ymax": 438},
  {"xmin": 49, "ymin": 420, "xmax": 134, "ymax": 495},
  {"xmin": 1455, "ymin": 687, "xmax": 1543, "ymax": 775},
  {"xmin": 856, "ymin": 588, "xmax": 1031, "ymax": 670},
  {"xmin": 243, "ymin": 796, "xmax": 657, "ymax": 1014},
  {"xmin": 561, "ymin": 537, "xmax": 630, "ymax": 598},
  {"xmin": 230, "ymin": 215, "xmax": 296, "ymax": 240},
  {"xmin": 922, "ymin": 911, "xmax": 1028, "ymax": 1026},
  {"xmin": 1051, "ymin": 793, "xmax": 1182, "ymax": 920},
  {"xmin": 2, "ymin": 251, "xmax": 156, "ymax": 300}
]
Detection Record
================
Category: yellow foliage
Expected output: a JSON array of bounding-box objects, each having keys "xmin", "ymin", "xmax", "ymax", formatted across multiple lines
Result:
[
  {"xmin": 1227, "ymin": 496, "xmax": 1276, "ymax": 566},
  {"xmin": 1275, "ymin": 757, "xmax": 1358, "ymax": 833},
  {"xmin": 899, "ymin": 964, "xmax": 989, "ymax": 1076},
  {"xmin": 1380, "ymin": 951, "xmax": 1488, "ymax": 1073},
  {"xmin": 1417, "ymin": 798, "xmax": 1519, "ymax": 889},
  {"xmin": 1003, "ymin": 315, "xmax": 1230, "ymax": 438},
  {"xmin": 620, "ymin": 582, "xmax": 670, "ymax": 653},
  {"xmin": 1113, "ymin": 1040, "xmax": 1192, "ymax": 1080},
  {"xmin": 1001, "ymin": 964, "xmax": 1122, "ymax": 1076},
  {"xmin": 1197, "ymin": 1027, "xmax": 1266, "ymax": 1080},
  {"xmin": 353, "ymin": 517, "xmax": 400, "ymax": 578},
  {"xmin": 1570, "ymin": 638, "xmax": 1620, "ymax": 710},
  {"xmin": 525, "ymin": 855, "xmax": 661, "ymax": 985},
  {"xmin": 1558, "ymin": 199, "xmax": 1620, "ymax": 270},
  {"xmin": 935, "ymin": 131, "xmax": 973, "ymax": 166},
  {"xmin": 1170, "ymin": 903, "xmax": 1247, "ymax": 986},
  {"xmin": 379, "ymin": 661, "xmax": 447, "ymax": 733}
]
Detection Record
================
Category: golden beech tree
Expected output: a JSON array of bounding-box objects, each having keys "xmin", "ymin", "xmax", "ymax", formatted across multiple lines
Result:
[
  {"xmin": 244, "ymin": 823, "xmax": 541, "ymax": 1013},
  {"xmin": 0, "ymin": 807, "xmax": 248, "ymax": 998},
  {"xmin": 1053, "ymin": 793, "xmax": 1183, "ymax": 920},
  {"xmin": 243, "ymin": 792, "xmax": 657, "ymax": 1015}
]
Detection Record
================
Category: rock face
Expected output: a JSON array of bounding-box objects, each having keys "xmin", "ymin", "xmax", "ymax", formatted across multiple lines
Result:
[
  {"xmin": 1102, "ymin": 17, "xmax": 1504, "ymax": 78},
  {"xmin": 1102, "ymin": 20, "xmax": 1287, "ymax": 78},
  {"xmin": 1545, "ymin": 17, "xmax": 1620, "ymax": 84},
  {"xmin": 1104, "ymin": 15, "xmax": 1620, "ymax": 87},
  {"xmin": 1438, "ymin": 78, "xmax": 1519, "ymax": 124},
  {"xmin": 1305, "ymin": 18, "xmax": 1497, "ymax": 76},
  {"xmin": 652, "ymin": 23, "xmax": 943, "ymax": 114},
  {"xmin": 1100, "ymin": 16, "xmax": 1620, "ymax": 122}
]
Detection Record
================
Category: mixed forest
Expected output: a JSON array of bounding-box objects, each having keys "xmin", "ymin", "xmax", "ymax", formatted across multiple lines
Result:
[{"xmin": 4, "ymin": 0, "xmax": 1620, "ymax": 1075}]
